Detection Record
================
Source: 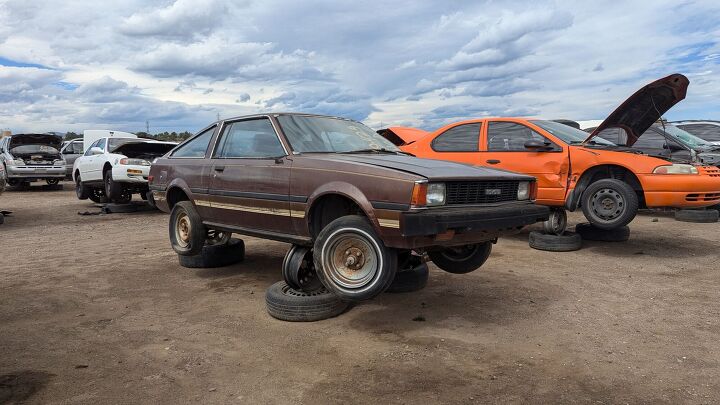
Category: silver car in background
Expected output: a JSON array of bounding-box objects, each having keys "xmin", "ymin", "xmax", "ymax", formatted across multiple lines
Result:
[
  {"xmin": 0, "ymin": 134, "xmax": 66, "ymax": 187},
  {"xmin": 60, "ymin": 139, "xmax": 84, "ymax": 177}
]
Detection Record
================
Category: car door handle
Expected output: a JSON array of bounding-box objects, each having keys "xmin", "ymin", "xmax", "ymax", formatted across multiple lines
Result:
[
  {"xmin": 486, "ymin": 159, "xmax": 501, "ymax": 164},
  {"xmin": 214, "ymin": 166, "xmax": 225, "ymax": 172}
]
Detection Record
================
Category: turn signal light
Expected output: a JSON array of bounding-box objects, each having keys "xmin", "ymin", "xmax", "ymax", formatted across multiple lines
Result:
[{"xmin": 410, "ymin": 182, "xmax": 428, "ymax": 208}]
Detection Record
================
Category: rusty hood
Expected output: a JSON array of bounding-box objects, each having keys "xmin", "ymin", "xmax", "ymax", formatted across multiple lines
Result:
[{"xmin": 584, "ymin": 74, "xmax": 689, "ymax": 146}]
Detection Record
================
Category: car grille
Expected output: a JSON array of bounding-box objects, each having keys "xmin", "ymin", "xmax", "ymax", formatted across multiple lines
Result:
[{"xmin": 445, "ymin": 181, "xmax": 519, "ymax": 205}]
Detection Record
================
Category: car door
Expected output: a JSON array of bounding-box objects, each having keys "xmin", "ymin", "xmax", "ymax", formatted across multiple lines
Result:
[
  {"xmin": 77, "ymin": 139, "xmax": 100, "ymax": 180},
  {"xmin": 207, "ymin": 117, "xmax": 292, "ymax": 233},
  {"xmin": 85, "ymin": 138, "xmax": 107, "ymax": 181},
  {"xmin": 480, "ymin": 120, "xmax": 569, "ymax": 204}
]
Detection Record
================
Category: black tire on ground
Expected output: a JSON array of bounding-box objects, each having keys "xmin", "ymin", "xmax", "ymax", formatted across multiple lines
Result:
[
  {"xmin": 265, "ymin": 281, "xmax": 350, "ymax": 322},
  {"xmin": 675, "ymin": 209, "xmax": 719, "ymax": 223},
  {"xmin": 386, "ymin": 263, "xmax": 429, "ymax": 293},
  {"xmin": 75, "ymin": 176, "xmax": 89, "ymax": 200},
  {"xmin": 88, "ymin": 188, "xmax": 108, "ymax": 204},
  {"xmin": 528, "ymin": 231, "xmax": 582, "ymax": 252},
  {"xmin": 575, "ymin": 223, "xmax": 630, "ymax": 242},
  {"xmin": 0, "ymin": 213, "xmax": 4, "ymax": 225},
  {"xmin": 313, "ymin": 215, "xmax": 397, "ymax": 302},
  {"xmin": 428, "ymin": 242, "xmax": 492, "ymax": 274},
  {"xmin": 145, "ymin": 191, "xmax": 157, "ymax": 209},
  {"xmin": 46, "ymin": 179, "xmax": 60, "ymax": 186},
  {"xmin": 581, "ymin": 179, "xmax": 639, "ymax": 230},
  {"xmin": 169, "ymin": 201, "xmax": 207, "ymax": 256},
  {"xmin": 177, "ymin": 238, "xmax": 245, "ymax": 268},
  {"xmin": 104, "ymin": 170, "xmax": 131, "ymax": 203}
]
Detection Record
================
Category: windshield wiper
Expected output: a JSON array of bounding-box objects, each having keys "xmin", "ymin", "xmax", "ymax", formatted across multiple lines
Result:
[{"xmin": 343, "ymin": 148, "xmax": 404, "ymax": 155}]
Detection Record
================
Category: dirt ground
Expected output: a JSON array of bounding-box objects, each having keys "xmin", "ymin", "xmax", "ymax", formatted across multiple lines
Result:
[{"xmin": 0, "ymin": 182, "xmax": 719, "ymax": 404}]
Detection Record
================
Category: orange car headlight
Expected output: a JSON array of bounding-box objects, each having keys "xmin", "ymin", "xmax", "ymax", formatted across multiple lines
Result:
[{"xmin": 653, "ymin": 164, "xmax": 698, "ymax": 175}]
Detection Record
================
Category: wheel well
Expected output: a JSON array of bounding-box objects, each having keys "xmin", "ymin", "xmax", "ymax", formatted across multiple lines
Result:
[
  {"xmin": 308, "ymin": 194, "xmax": 366, "ymax": 238},
  {"xmin": 574, "ymin": 165, "xmax": 645, "ymax": 208},
  {"xmin": 166, "ymin": 187, "xmax": 190, "ymax": 208},
  {"xmin": 102, "ymin": 162, "xmax": 112, "ymax": 175}
]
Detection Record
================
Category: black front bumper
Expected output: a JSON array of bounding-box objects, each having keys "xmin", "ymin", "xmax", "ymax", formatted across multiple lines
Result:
[{"xmin": 401, "ymin": 203, "xmax": 549, "ymax": 237}]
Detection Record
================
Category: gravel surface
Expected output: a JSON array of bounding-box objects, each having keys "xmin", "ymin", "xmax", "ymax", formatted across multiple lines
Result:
[{"xmin": 1, "ymin": 183, "xmax": 719, "ymax": 404}]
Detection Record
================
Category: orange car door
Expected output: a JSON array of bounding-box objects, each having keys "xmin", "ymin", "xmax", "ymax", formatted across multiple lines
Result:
[{"xmin": 481, "ymin": 121, "xmax": 569, "ymax": 205}]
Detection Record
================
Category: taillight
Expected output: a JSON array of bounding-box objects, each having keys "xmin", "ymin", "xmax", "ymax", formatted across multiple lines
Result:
[
  {"xmin": 530, "ymin": 181, "xmax": 538, "ymax": 200},
  {"xmin": 148, "ymin": 175, "xmax": 154, "ymax": 183}
]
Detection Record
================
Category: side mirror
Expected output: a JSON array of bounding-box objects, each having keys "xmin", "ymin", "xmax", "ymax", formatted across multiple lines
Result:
[
  {"xmin": 524, "ymin": 139, "xmax": 553, "ymax": 151},
  {"xmin": 90, "ymin": 147, "xmax": 103, "ymax": 155}
]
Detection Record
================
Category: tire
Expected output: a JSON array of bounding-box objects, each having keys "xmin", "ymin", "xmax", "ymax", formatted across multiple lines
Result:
[
  {"xmin": 581, "ymin": 179, "xmax": 639, "ymax": 230},
  {"xmin": 46, "ymin": 178, "xmax": 59, "ymax": 186},
  {"xmin": 178, "ymin": 238, "xmax": 245, "ymax": 268},
  {"xmin": 542, "ymin": 208, "xmax": 567, "ymax": 235},
  {"xmin": 0, "ymin": 213, "xmax": 4, "ymax": 225},
  {"xmin": 88, "ymin": 188, "xmax": 108, "ymax": 204},
  {"xmin": 386, "ymin": 263, "xmax": 429, "ymax": 293},
  {"xmin": 528, "ymin": 231, "xmax": 582, "ymax": 252},
  {"xmin": 575, "ymin": 223, "xmax": 630, "ymax": 242},
  {"xmin": 104, "ymin": 170, "xmax": 130, "ymax": 203},
  {"xmin": 265, "ymin": 281, "xmax": 350, "ymax": 322},
  {"xmin": 428, "ymin": 242, "xmax": 492, "ymax": 274},
  {"xmin": 675, "ymin": 208, "xmax": 719, "ymax": 223},
  {"xmin": 169, "ymin": 201, "xmax": 207, "ymax": 256},
  {"xmin": 313, "ymin": 215, "xmax": 397, "ymax": 302},
  {"xmin": 75, "ymin": 176, "xmax": 89, "ymax": 200},
  {"xmin": 145, "ymin": 191, "xmax": 157, "ymax": 209},
  {"xmin": 282, "ymin": 245, "xmax": 323, "ymax": 292}
]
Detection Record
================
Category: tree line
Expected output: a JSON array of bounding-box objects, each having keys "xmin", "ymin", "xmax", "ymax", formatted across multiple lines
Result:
[{"xmin": 63, "ymin": 131, "xmax": 194, "ymax": 142}]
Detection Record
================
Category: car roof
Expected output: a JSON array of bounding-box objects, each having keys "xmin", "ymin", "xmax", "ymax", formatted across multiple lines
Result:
[
  {"xmin": 217, "ymin": 112, "xmax": 358, "ymax": 126},
  {"xmin": 671, "ymin": 120, "xmax": 720, "ymax": 125}
]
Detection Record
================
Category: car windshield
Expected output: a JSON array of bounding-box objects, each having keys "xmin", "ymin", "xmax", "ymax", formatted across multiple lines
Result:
[
  {"xmin": 277, "ymin": 115, "xmax": 401, "ymax": 153},
  {"xmin": 656, "ymin": 125, "xmax": 713, "ymax": 149},
  {"xmin": 108, "ymin": 137, "xmax": 149, "ymax": 152},
  {"xmin": 530, "ymin": 120, "xmax": 616, "ymax": 146}
]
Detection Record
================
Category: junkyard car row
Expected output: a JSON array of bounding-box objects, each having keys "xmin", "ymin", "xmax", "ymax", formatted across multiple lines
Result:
[{"xmin": 2, "ymin": 73, "xmax": 720, "ymax": 321}]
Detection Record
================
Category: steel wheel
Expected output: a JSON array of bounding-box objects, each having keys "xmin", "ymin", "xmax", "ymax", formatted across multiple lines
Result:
[
  {"xmin": 542, "ymin": 208, "xmax": 567, "ymax": 235},
  {"xmin": 206, "ymin": 229, "xmax": 231, "ymax": 246},
  {"xmin": 282, "ymin": 246, "xmax": 322, "ymax": 292},
  {"xmin": 175, "ymin": 212, "xmax": 191, "ymax": 249},
  {"xmin": 589, "ymin": 188, "xmax": 625, "ymax": 221},
  {"xmin": 322, "ymin": 231, "xmax": 380, "ymax": 290}
]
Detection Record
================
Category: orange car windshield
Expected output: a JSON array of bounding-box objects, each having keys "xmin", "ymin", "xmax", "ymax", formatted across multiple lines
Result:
[{"xmin": 530, "ymin": 120, "xmax": 615, "ymax": 146}]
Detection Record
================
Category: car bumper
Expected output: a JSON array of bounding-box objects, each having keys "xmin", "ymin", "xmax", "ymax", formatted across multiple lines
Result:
[
  {"xmin": 111, "ymin": 165, "xmax": 150, "ymax": 184},
  {"xmin": 639, "ymin": 174, "xmax": 720, "ymax": 208},
  {"xmin": 400, "ymin": 203, "xmax": 550, "ymax": 237},
  {"xmin": 6, "ymin": 166, "xmax": 66, "ymax": 179}
]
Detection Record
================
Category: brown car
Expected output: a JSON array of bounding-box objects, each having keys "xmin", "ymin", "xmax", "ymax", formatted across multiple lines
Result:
[{"xmin": 149, "ymin": 113, "xmax": 549, "ymax": 301}]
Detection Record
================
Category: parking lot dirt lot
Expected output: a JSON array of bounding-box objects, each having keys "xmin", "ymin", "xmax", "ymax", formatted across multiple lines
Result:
[{"xmin": 1, "ymin": 183, "xmax": 719, "ymax": 404}]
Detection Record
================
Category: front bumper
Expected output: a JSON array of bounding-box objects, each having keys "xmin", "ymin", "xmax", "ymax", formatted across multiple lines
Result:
[
  {"xmin": 111, "ymin": 165, "xmax": 150, "ymax": 184},
  {"xmin": 401, "ymin": 203, "xmax": 550, "ymax": 237},
  {"xmin": 6, "ymin": 165, "xmax": 66, "ymax": 179},
  {"xmin": 639, "ymin": 173, "xmax": 720, "ymax": 208}
]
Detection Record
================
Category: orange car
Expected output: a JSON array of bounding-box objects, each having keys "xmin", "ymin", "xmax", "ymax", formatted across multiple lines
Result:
[{"xmin": 380, "ymin": 74, "xmax": 720, "ymax": 234}]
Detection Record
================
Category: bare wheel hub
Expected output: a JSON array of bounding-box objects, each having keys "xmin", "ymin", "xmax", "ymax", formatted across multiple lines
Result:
[
  {"xmin": 343, "ymin": 247, "xmax": 365, "ymax": 269},
  {"xmin": 176, "ymin": 213, "xmax": 191, "ymax": 247},
  {"xmin": 324, "ymin": 232, "xmax": 379, "ymax": 289}
]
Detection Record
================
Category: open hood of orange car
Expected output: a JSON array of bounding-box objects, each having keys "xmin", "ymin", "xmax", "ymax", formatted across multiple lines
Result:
[
  {"xmin": 377, "ymin": 126, "xmax": 429, "ymax": 146},
  {"xmin": 584, "ymin": 74, "xmax": 689, "ymax": 147}
]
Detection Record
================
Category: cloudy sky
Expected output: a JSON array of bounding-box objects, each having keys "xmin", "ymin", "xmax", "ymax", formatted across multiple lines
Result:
[{"xmin": 0, "ymin": 0, "xmax": 718, "ymax": 134}]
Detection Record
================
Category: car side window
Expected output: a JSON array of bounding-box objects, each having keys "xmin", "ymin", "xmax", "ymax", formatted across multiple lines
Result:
[
  {"xmin": 595, "ymin": 128, "xmax": 628, "ymax": 145},
  {"xmin": 431, "ymin": 123, "xmax": 481, "ymax": 152},
  {"xmin": 84, "ymin": 140, "xmax": 100, "ymax": 156},
  {"xmin": 487, "ymin": 122, "xmax": 553, "ymax": 151},
  {"xmin": 97, "ymin": 138, "xmax": 106, "ymax": 152},
  {"xmin": 73, "ymin": 141, "xmax": 84, "ymax": 154},
  {"xmin": 677, "ymin": 124, "xmax": 720, "ymax": 142},
  {"xmin": 171, "ymin": 126, "xmax": 216, "ymax": 158},
  {"xmin": 215, "ymin": 118, "xmax": 285, "ymax": 158},
  {"xmin": 635, "ymin": 129, "xmax": 667, "ymax": 149}
]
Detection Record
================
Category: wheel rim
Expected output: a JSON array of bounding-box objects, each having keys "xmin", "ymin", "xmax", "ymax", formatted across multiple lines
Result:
[
  {"xmin": 323, "ymin": 231, "xmax": 379, "ymax": 289},
  {"xmin": 439, "ymin": 244, "xmax": 481, "ymax": 262},
  {"xmin": 75, "ymin": 178, "xmax": 82, "ymax": 198},
  {"xmin": 590, "ymin": 188, "xmax": 625, "ymax": 221},
  {"xmin": 175, "ymin": 212, "xmax": 191, "ymax": 248},
  {"xmin": 206, "ymin": 229, "xmax": 230, "ymax": 246},
  {"xmin": 545, "ymin": 209, "xmax": 567, "ymax": 235}
]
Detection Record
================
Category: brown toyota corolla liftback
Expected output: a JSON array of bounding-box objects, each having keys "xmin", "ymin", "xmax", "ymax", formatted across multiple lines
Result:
[{"xmin": 149, "ymin": 113, "xmax": 549, "ymax": 302}]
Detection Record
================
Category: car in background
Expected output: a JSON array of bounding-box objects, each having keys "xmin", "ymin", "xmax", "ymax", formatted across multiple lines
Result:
[
  {"xmin": 150, "ymin": 113, "xmax": 548, "ymax": 302},
  {"xmin": 585, "ymin": 123, "xmax": 720, "ymax": 168},
  {"xmin": 60, "ymin": 139, "xmax": 84, "ymax": 177},
  {"xmin": 671, "ymin": 120, "xmax": 720, "ymax": 145},
  {"xmin": 73, "ymin": 137, "xmax": 177, "ymax": 204},
  {"xmin": 0, "ymin": 133, "xmax": 66, "ymax": 187},
  {"xmin": 380, "ymin": 74, "xmax": 720, "ymax": 234}
]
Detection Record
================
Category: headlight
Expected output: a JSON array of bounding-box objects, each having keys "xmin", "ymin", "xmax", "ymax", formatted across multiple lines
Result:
[
  {"xmin": 119, "ymin": 158, "xmax": 151, "ymax": 166},
  {"xmin": 653, "ymin": 164, "xmax": 698, "ymax": 175},
  {"xmin": 426, "ymin": 183, "xmax": 446, "ymax": 206},
  {"xmin": 517, "ymin": 181, "xmax": 531, "ymax": 200},
  {"xmin": 53, "ymin": 159, "xmax": 65, "ymax": 165},
  {"xmin": 6, "ymin": 159, "xmax": 24, "ymax": 166}
]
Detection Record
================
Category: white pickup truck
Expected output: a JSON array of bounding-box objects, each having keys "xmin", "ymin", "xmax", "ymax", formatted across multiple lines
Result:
[{"xmin": 72, "ymin": 131, "xmax": 176, "ymax": 204}]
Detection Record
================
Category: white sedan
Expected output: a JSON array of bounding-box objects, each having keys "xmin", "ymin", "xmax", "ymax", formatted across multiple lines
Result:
[{"xmin": 73, "ymin": 137, "xmax": 177, "ymax": 204}]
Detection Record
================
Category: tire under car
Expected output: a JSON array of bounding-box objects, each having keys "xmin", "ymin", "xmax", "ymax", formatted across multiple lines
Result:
[
  {"xmin": 265, "ymin": 281, "xmax": 349, "ymax": 322},
  {"xmin": 528, "ymin": 231, "xmax": 582, "ymax": 252},
  {"xmin": 575, "ymin": 223, "xmax": 630, "ymax": 242},
  {"xmin": 177, "ymin": 238, "xmax": 245, "ymax": 269},
  {"xmin": 385, "ymin": 262, "xmax": 429, "ymax": 293},
  {"xmin": 674, "ymin": 208, "xmax": 719, "ymax": 223}
]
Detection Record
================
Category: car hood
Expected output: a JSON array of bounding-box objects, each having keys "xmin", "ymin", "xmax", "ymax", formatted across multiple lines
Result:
[
  {"xmin": 585, "ymin": 74, "xmax": 689, "ymax": 147},
  {"xmin": 8, "ymin": 133, "xmax": 63, "ymax": 149},
  {"xmin": 322, "ymin": 153, "xmax": 534, "ymax": 181},
  {"xmin": 111, "ymin": 141, "xmax": 177, "ymax": 157}
]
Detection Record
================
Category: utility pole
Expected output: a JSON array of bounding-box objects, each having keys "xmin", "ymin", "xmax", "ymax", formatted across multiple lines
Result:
[
  {"xmin": 217, "ymin": 112, "xmax": 221, "ymax": 122},
  {"xmin": 146, "ymin": 120, "xmax": 150, "ymax": 134}
]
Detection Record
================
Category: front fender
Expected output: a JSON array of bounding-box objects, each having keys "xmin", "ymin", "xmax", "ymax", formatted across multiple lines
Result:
[{"xmin": 306, "ymin": 181, "xmax": 381, "ymax": 234}]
